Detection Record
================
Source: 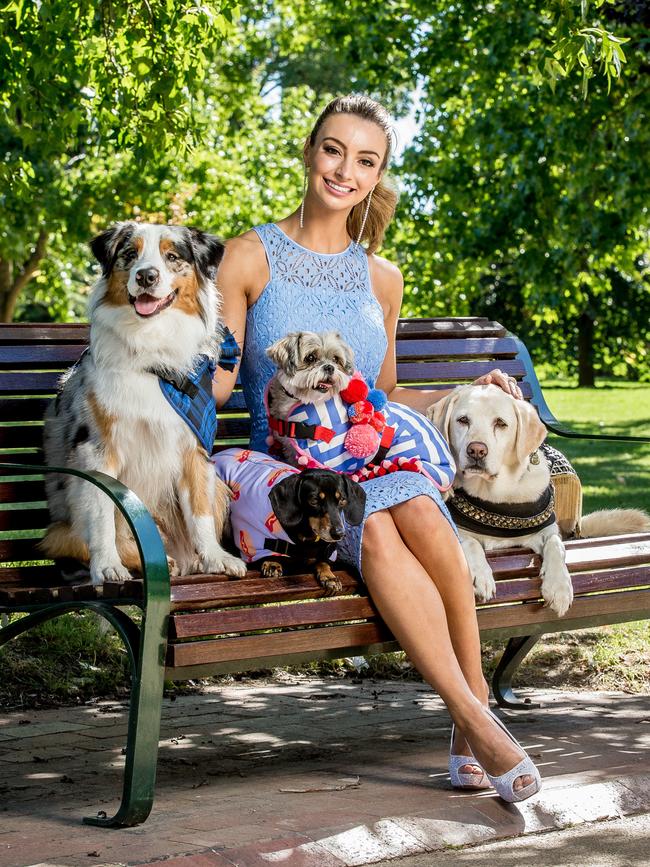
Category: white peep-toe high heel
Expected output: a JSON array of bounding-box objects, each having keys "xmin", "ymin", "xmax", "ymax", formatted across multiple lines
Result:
[
  {"xmin": 483, "ymin": 709, "xmax": 542, "ymax": 803},
  {"xmin": 449, "ymin": 724, "xmax": 491, "ymax": 790}
]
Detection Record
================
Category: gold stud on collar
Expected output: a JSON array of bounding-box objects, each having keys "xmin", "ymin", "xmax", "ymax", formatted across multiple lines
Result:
[{"xmin": 529, "ymin": 451, "xmax": 540, "ymax": 465}]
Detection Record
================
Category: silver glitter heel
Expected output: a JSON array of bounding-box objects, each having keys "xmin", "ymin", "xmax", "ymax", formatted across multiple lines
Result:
[
  {"xmin": 449, "ymin": 724, "xmax": 491, "ymax": 790},
  {"xmin": 484, "ymin": 709, "xmax": 542, "ymax": 803}
]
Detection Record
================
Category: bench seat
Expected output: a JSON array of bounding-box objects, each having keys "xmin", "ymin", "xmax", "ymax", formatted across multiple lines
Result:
[{"xmin": 1, "ymin": 316, "xmax": 649, "ymax": 827}]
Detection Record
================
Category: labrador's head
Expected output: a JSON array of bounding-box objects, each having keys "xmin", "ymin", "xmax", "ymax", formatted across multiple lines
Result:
[{"xmin": 427, "ymin": 384, "xmax": 546, "ymax": 483}]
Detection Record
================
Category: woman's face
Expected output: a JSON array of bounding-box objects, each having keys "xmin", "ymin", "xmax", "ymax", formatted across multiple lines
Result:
[{"xmin": 306, "ymin": 113, "xmax": 387, "ymax": 214}]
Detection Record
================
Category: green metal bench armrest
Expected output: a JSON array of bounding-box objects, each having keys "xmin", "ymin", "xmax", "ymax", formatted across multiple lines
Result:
[
  {"xmin": 510, "ymin": 333, "xmax": 650, "ymax": 445},
  {"xmin": 0, "ymin": 462, "xmax": 170, "ymax": 603},
  {"xmin": 0, "ymin": 462, "xmax": 171, "ymax": 825}
]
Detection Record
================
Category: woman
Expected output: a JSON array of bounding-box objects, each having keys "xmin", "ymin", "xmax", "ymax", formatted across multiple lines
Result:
[{"xmin": 213, "ymin": 94, "xmax": 540, "ymax": 802}]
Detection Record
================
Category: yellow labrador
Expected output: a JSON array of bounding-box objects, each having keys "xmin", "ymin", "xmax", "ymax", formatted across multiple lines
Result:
[{"xmin": 428, "ymin": 384, "xmax": 573, "ymax": 616}]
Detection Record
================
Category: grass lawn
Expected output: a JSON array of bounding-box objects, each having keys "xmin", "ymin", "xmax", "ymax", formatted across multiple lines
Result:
[
  {"xmin": 540, "ymin": 380, "xmax": 650, "ymax": 514},
  {"xmin": 2, "ymin": 381, "xmax": 649, "ymax": 708}
]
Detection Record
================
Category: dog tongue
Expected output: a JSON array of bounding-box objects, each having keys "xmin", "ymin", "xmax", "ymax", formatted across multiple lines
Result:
[{"xmin": 134, "ymin": 293, "xmax": 162, "ymax": 316}]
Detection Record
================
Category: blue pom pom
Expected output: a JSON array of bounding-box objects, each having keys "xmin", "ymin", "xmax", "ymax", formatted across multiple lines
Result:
[{"xmin": 367, "ymin": 388, "xmax": 387, "ymax": 411}]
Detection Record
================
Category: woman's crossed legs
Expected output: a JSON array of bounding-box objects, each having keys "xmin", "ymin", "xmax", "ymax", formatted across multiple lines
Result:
[{"xmin": 361, "ymin": 495, "xmax": 535, "ymax": 792}]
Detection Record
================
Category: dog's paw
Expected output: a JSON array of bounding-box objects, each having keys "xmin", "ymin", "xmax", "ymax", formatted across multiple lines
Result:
[
  {"xmin": 193, "ymin": 547, "xmax": 247, "ymax": 577},
  {"xmin": 167, "ymin": 556, "xmax": 181, "ymax": 577},
  {"xmin": 541, "ymin": 570, "xmax": 574, "ymax": 617},
  {"xmin": 90, "ymin": 557, "xmax": 132, "ymax": 585},
  {"xmin": 472, "ymin": 564, "xmax": 497, "ymax": 603},
  {"xmin": 315, "ymin": 563, "xmax": 343, "ymax": 596},
  {"xmin": 261, "ymin": 559, "xmax": 284, "ymax": 579},
  {"xmin": 220, "ymin": 552, "xmax": 248, "ymax": 577}
]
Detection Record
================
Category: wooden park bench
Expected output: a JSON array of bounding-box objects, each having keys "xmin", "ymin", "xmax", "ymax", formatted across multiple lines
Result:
[{"xmin": 1, "ymin": 317, "xmax": 649, "ymax": 827}]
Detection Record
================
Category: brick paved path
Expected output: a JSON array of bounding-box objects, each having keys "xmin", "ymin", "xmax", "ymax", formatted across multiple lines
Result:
[{"xmin": 1, "ymin": 678, "xmax": 648, "ymax": 866}]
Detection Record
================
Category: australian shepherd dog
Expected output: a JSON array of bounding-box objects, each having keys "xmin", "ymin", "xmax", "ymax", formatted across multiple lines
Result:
[{"xmin": 41, "ymin": 222, "xmax": 246, "ymax": 583}]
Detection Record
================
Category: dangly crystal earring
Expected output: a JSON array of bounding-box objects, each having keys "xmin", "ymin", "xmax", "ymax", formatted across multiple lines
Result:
[
  {"xmin": 356, "ymin": 186, "xmax": 375, "ymax": 246},
  {"xmin": 299, "ymin": 165, "xmax": 308, "ymax": 229}
]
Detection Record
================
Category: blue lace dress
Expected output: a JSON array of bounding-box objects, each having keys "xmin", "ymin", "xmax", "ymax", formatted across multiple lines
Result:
[{"xmin": 239, "ymin": 223, "xmax": 456, "ymax": 574}]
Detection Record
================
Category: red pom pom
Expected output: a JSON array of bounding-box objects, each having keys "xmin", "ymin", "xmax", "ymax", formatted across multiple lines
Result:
[
  {"xmin": 370, "ymin": 411, "xmax": 386, "ymax": 432},
  {"xmin": 340, "ymin": 375, "xmax": 369, "ymax": 404},
  {"xmin": 345, "ymin": 423, "xmax": 380, "ymax": 459},
  {"xmin": 378, "ymin": 468, "xmax": 387, "ymax": 476},
  {"xmin": 348, "ymin": 399, "xmax": 374, "ymax": 424}
]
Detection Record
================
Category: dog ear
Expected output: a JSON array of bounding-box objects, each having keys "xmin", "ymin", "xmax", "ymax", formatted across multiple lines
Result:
[
  {"xmin": 269, "ymin": 472, "xmax": 304, "ymax": 533},
  {"xmin": 427, "ymin": 385, "xmax": 468, "ymax": 443},
  {"xmin": 90, "ymin": 222, "xmax": 134, "ymax": 275},
  {"xmin": 341, "ymin": 475, "xmax": 366, "ymax": 526},
  {"xmin": 266, "ymin": 333, "xmax": 301, "ymax": 375},
  {"xmin": 187, "ymin": 227, "xmax": 225, "ymax": 282},
  {"xmin": 340, "ymin": 334, "xmax": 355, "ymax": 374},
  {"xmin": 512, "ymin": 399, "xmax": 547, "ymax": 464}
]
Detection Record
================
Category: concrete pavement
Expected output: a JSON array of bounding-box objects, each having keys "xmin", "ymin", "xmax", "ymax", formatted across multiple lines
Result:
[{"xmin": 0, "ymin": 677, "xmax": 648, "ymax": 866}]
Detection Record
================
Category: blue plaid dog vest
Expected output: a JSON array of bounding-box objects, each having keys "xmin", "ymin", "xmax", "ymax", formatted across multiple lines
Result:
[{"xmin": 155, "ymin": 328, "xmax": 240, "ymax": 453}]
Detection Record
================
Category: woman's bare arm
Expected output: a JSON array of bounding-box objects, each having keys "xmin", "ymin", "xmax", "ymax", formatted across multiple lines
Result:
[{"xmin": 212, "ymin": 232, "xmax": 268, "ymax": 409}]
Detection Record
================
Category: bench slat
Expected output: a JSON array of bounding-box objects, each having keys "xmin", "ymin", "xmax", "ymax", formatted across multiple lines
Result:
[
  {"xmin": 490, "ymin": 564, "xmax": 650, "ymax": 605},
  {"xmin": 0, "ymin": 398, "xmax": 51, "ymax": 421},
  {"xmin": 396, "ymin": 318, "xmax": 506, "ymax": 339},
  {"xmin": 170, "ymin": 597, "xmax": 378, "ymax": 639},
  {"xmin": 0, "ymin": 345, "xmax": 85, "ymax": 368},
  {"xmin": 0, "ymin": 578, "xmax": 142, "ymax": 604},
  {"xmin": 0, "ymin": 318, "xmax": 504, "ymax": 344},
  {"xmin": 170, "ymin": 571, "xmax": 360, "ymax": 610},
  {"xmin": 396, "ymin": 359, "xmax": 526, "ymax": 382},
  {"xmin": 477, "ymin": 586, "xmax": 650, "ymax": 634},
  {"xmin": 0, "ymin": 323, "xmax": 89, "ymax": 343},
  {"xmin": 0, "ymin": 537, "xmax": 46, "ymax": 561},
  {"xmin": 394, "ymin": 337, "xmax": 519, "ymax": 360},
  {"xmin": 0, "ymin": 478, "xmax": 47, "ymax": 502},
  {"xmin": 0, "ymin": 337, "xmax": 519, "ymax": 367},
  {"xmin": 0, "ymin": 507, "xmax": 49, "ymax": 532},
  {"xmin": 167, "ymin": 620, "xmax": 392, "ymax": 667}
]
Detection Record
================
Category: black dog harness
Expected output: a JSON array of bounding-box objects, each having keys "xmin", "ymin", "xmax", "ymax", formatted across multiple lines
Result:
[
  {"xmin": 263, "ymin": 538, "xmax": 337, "ymax": 561},
  {"xmin": 448, "ymin": 485, "xmax": 556, "ymax": 538}
]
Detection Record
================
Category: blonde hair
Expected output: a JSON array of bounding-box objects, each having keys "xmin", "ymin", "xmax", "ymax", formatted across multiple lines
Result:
[{"xmin": 308, "ymin": 94, "xmax": 398, "ymax": 255}]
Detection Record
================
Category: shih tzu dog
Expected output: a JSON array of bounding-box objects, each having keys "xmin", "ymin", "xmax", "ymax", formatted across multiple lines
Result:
[
  {"xmin": 266, "ymin": 330, "xmax": 355, "ymax": 464},
  {"xmin": 266, "ymin": 330, "xmax": 355, "ymax": 414}
]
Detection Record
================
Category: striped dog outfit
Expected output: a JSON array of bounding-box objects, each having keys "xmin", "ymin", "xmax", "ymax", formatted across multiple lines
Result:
[{"xmin": 270, "ymin": 395, "xmax": 455, "ymax": 492}]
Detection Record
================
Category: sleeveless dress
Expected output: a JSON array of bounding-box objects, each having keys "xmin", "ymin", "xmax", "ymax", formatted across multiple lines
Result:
[{"xmin": 237, "ymin": 222, "xmax": 456, "ymax": 575}]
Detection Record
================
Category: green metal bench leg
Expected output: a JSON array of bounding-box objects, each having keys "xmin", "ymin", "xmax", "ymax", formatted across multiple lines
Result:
[
  {"xmin": 84, "ymin": 597, "xmax": 168, "ymax": 827},
  {"xmin": 492, "ymin": 635, "xmax": 542, "ymax": 709}
]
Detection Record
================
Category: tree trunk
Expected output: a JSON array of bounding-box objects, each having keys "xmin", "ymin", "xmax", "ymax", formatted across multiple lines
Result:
[
  {"xmin": 577, "ymin": 311, "xmax": 596, "ymax": 387},
  {"xmin": 0, "ymin": 229, "xmax": 49, "ymax": 322}
]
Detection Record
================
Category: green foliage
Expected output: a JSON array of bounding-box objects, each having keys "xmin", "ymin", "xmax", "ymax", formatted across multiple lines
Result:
[{"xmin": 1, "ymin": 1, "xmax": 647, "ymax": 383}]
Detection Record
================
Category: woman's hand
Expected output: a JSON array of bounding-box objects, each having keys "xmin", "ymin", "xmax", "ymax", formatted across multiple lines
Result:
[{"xmin": 472, "ymin": 369, "xmax": 523, "ymax": 400}]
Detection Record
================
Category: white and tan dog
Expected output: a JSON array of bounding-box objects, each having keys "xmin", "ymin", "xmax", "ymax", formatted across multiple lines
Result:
[
  {"xmin": 41, "ymin": 222, "xmax": 246, "ymax": 583},
  {"xmin": 429, "ymin": 385, "xmax": 650, "ymax": 616}
]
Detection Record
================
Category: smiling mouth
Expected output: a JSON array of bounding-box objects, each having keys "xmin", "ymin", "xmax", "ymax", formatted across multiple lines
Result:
[
  {"xmin": 129, "ymin": 290, "xmax": 177, "ymax": 317},
  {"xmin": 324, "ymin": 178, "xmax": 355, "ymax": 194},
  {"xmin": 315, "ymin": 380, "xmax": 333, "ymax": 393}
]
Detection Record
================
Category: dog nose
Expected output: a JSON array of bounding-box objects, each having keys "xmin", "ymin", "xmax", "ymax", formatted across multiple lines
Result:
[
  {"xmin": 330, "ymin": 526, "xmax": 344, "ymax": 540},
  {"xmin": 135, "ymin": 267, "xmax": 160, "ymax": 288},
  {"xmin": 466, "ymin": 441, "xmax": 488, "ymax": 461},
  {"xmin": 322, "ymin": 363, "xmax": 334, "ymax": 375}
]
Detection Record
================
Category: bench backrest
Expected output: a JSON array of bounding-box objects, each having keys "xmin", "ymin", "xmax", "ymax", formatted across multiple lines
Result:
[{"xmin": 0, "ymin": 317, "xmax": 527, "ymax": 578}]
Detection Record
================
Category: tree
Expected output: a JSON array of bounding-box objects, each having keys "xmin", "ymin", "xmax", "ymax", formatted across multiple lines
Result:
[
  {"xmin": 250, "ymin": 0, "xmax": 647, "ymax": 382},
  {"xmin": 0, "ymin": 0, "xmax": 238, "ymax": 320}
]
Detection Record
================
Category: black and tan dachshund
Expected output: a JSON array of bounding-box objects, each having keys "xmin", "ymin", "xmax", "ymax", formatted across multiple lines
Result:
[{"xmin": 260, "ymin": 468, "xmax": 366, "ymax": 594}]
